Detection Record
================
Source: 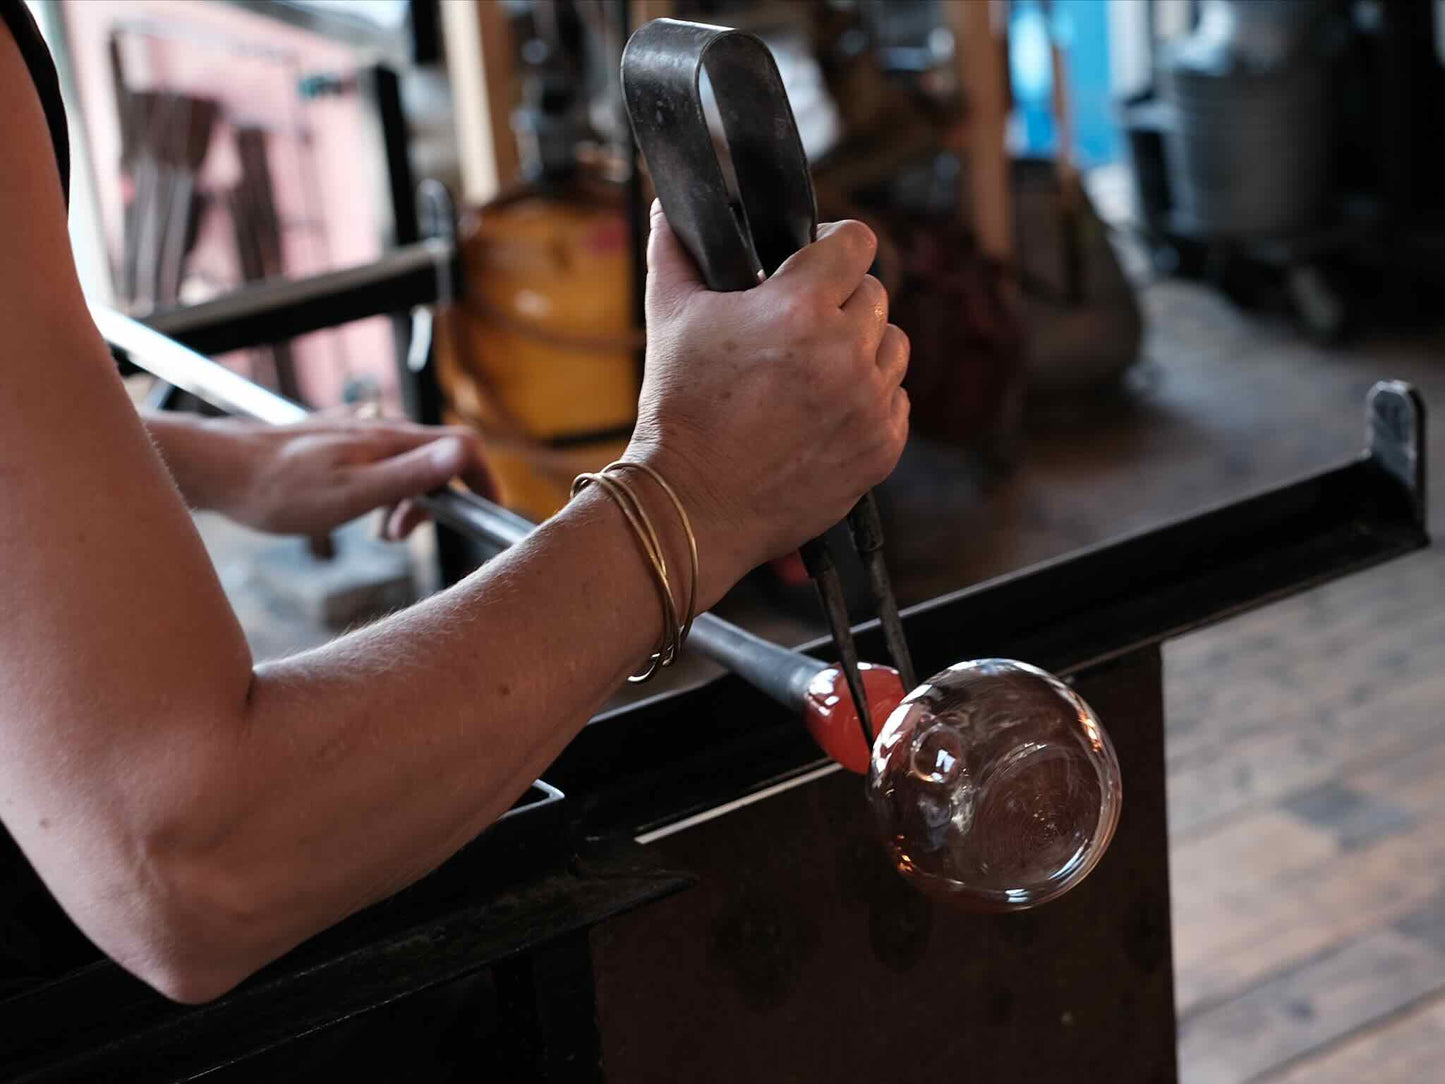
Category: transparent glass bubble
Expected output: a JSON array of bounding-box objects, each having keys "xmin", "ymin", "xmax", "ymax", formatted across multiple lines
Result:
[{"xmin": 868, "ymin": 659, "xmax": 1122, "ymax": 911}]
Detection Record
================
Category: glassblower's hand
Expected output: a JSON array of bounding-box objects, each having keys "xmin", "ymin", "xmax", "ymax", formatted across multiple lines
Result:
[{"xmin": 625, "ymin": 202, "xmax": 910, "ymax": 607}]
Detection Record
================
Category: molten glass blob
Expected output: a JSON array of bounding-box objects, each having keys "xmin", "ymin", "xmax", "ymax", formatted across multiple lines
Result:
[
  {"xmin": 803, "ymin": 663, "xmax": 908, "ymax": 775},
  {"xmin": 868, "ymin": 659, "xmax": 1122, "ymax": 911}
]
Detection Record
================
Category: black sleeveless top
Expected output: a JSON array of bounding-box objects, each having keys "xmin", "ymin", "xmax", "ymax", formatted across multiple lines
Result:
[
  {"xmin": 0, "ymin": 0, "xmax": 98, "ymax": 998},
  {"xmin": 2, "ymin": 1, "xmax": 69, "ymax": 201}
]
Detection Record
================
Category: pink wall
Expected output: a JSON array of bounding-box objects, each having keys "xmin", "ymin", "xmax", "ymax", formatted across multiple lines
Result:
[{"xmin": 63, "ymin": 0, "xmax": 403, "ymax": 409}]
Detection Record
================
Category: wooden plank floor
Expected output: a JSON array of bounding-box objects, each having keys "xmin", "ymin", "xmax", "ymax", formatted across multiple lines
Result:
[
  {"xmin": 1145, "ymin": 293, "xmax": 1443, "ymax": 1084},
  {"xmin": 1007, "ymin": 283, "xmax": 1445, "ymax": 1084},
  {"xmin": 879, "ymin": 271, "xmax": 1445, "ymax": 1082},
  {"xmin": 199, "ymin": 267, "xmax": 1444, "ymax": 1081}
]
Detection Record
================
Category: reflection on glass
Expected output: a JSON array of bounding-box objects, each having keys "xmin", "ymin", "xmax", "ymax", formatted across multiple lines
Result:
[{"xmin": 868, "ymin": 659, "xmax": 1122, "ymax": 910}]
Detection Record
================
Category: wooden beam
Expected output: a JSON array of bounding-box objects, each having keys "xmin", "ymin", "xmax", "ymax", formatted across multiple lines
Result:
[
  {"xmin": 629, "ymin": 0, "xmax": 675, "ymax": 28},
  {"xmin": 442, "ymin": 0, "xmax": 520, "ymax": 204},
  {"xmin": 949, "ymin": 0, "xmax": 1015, "ymax": 264}
]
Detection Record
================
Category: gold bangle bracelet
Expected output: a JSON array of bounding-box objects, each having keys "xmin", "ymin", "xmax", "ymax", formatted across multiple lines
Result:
[
  {"xmin": 594, "ymin": 469, "xmax": 681, "ymax": 667},
  {"xmin": 572, "ymin": 471, "xmax": 678, "ymax": 682},
  {"xmin": 603, "ymin": 460, "xmax": 699, "ymax": 651},
  {"xmin": 573, "ymin": 471, "xmax": 676, "ymax": 680},
  {"xmin": 589, "ymin": 474, "xmax": 679, "ymax": 667}
]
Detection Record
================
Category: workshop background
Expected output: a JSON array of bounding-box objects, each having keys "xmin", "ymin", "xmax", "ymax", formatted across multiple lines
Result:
[{"xmin": 21, "ymin": 1, "xmax": 1445, "ymax": 1081}]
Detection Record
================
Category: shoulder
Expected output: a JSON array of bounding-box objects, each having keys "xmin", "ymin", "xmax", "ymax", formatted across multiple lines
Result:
[
  {"xmin": 0, "ymin": 5, "xmax": 82, "ymax": 317},
  {"xmin": 0, "ymin": 0, "xmax": 70, "ymax": 204}
]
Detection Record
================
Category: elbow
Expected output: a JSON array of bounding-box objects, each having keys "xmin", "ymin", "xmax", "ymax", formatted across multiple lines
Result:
[
  {"xmin": 105, "ymin": 908, "xmax": 263, "ymax": 1006},
  {"xmin": 126, "ymin": 954, "xmax": 247, "ymax": 1006},
  {"xmin": 97, "ymin": 878, "xmax": 260, "ymax": 1005},
  {"xmin": 104, "ymin": 742, "xmax": 281, "ymax": 1004},
  {"xmin": 86, "ymin": 825, "xmax": 274, "ymax": 1005},
  {"xmin": 26, "ymin": 704, "xmax": 280, "ymax": 1004},
  {"xmin": 131, "ymin": 851, "xmax": 276, "ymax": 1005}
]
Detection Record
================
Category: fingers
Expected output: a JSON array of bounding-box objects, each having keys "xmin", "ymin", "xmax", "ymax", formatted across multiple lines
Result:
[
  {"xmin": 864, "ymin": 330, "xmax": 910, "ymax": 487},
  {"xmin": 876, "ymin": 323, "xmax": 910, "ymax": 389},
  {"xmin": 458, "ymin": 455, "xmax": 497, "ymax": 501},
  {"xmin": 770, "ymin": 220, "xmax": 877, "ymax": 308},
  {"xmin": 444, "ymin": 430, "xmax": 498, "ymax": 500},
  {"xmin": 346, "ymin": 421, "xmax": 463, "ymax": 457},
  {"xmin": 337, "ymin": 436, "xmax": 478, "ymax": 522},
  {"xmin": 645, "ymin": 200, "xmax": 703, "ymax": 317},
  {"xmin": 382, "ymin": 499, "xmax": 430, "ymax": 541},
  {"xmin": 842, "ymin": 274, "xmax": 888, "ymax": 355},
  {"xmin": 887, "ymin": 386, "xmax": 911, "ymax": 458},
  {"xmin": 342, "ymin": 422, "xmax": 499, "ymax": 502},
  {"xmin": 843, "ymin": 273, "xmax": 888, "ymax": 324},
  {"xmin": 890, "ymin": 385, "xmax": 911, "ymax": 429}
]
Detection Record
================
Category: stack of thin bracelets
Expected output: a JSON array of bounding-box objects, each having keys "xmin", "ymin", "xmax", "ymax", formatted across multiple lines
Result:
[{"xmin": 571, "ymin": 460, "xmax": 699, "ymax": 683}]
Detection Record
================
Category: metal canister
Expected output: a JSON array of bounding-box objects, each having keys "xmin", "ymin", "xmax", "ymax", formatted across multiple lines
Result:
[
  {"xmin": 437, "ymin": 181, "xmax": 639, "ymax": 521},
  {"xmin": 1161, "ymin": 0, "xmax": 1333, "ymax": 237}
]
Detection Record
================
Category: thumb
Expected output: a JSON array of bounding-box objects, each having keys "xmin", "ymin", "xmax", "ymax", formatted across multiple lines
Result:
[
  {"xmin": 646, "ymin": 200, "xmax": 703, "ymax": 315},
  {"xmin": 338, "ymin": 436, "xmax": 467, "ymax": 519}
]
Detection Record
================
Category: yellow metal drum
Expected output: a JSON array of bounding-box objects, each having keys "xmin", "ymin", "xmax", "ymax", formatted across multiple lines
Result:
[{"xmin": 438, "ymin": 183, "xmax": 639, "ymax": 521}]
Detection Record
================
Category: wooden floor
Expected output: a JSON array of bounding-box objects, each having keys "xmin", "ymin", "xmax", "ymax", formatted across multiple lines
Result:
[
  {"xmin": 199, "ymin": 269, "xmax": 1445, "ymax": 1082},
  {"xmin": 744, "ymin": 266, "xmax": 1445, "ymax": 1082},
  {"xmin": 1151, "ymin": 302, "xmax": 1445, "ymax": 1083},
  {"xmin": 931, "ymin": 280, "xmax": 1445, "ymax": 1084}
]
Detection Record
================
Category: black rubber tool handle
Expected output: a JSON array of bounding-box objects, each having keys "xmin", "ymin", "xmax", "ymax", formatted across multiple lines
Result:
[{"xmin": 622, "ymin": 18, "xmax": 918, "ymax": 741}]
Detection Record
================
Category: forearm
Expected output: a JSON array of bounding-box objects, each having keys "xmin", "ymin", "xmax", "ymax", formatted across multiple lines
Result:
[
  {"xmin": 7, "ymin": 35, "xmax": 898, "ymax": 1002},
  {"xmin": 140, "ymin": 410, "xmax": 240, "ymax": 512},
  {"xmin": 140, "ymin": 409, "xmax": 498, "ymax": 537},
  {"xmin": 6, "ymin": 24, "xmax": 833, "ymax": 1012},
  {"xmin": 151, "ymin": 480, "xmax": 696, "ymax": 1000},
  {"xmin": 134, "ymin": 410, "xmax": 699, "ymax": 999}
]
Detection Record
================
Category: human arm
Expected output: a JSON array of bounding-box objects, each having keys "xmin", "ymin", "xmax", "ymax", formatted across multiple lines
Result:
[
  {"xmin": 140, "ymin": 411, "xmax": 494, "ymax": 539},
  {"xmin": 0, "ymin": 29, "xmax": 907, "ymax": 1005}
]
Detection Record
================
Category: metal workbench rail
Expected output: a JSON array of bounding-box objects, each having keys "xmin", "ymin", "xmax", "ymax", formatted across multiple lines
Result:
[
  {"xmin": 95, "ymin": 302, "xmax": 1430, "ymax": 837},
  {"xmin": 68, "ymin": 300, "xmax": 1432, "ymax": 1084}
]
